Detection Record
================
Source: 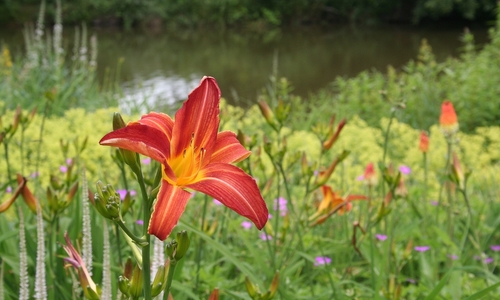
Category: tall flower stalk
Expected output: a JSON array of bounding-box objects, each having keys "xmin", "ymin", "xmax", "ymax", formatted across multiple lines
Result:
[
  {"xmin": 101, "ymin": 221, "xmax": 112, "ymax": 300},
  {"xmin": 18, "ymin": 207, "xmax": 29, "ymax": 300},
  {"xmin": 81, "ymin": 168, "xmax": 93, "ymax": 275},
  {"xmin": 34, "ymin": 204, "xmax": 47, "ymax": 300}
]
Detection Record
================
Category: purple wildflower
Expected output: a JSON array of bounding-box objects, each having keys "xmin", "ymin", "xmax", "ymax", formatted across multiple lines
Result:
[
  {"xmin": 375, "ymin": 234, "xmax": 387, "ymax": 241},
  {"xmin": 6, "ymin": 186, "xmax": 12, "ymax": 193},
  {"xmin": 60, "ymin": 165, "xmax": 68, "ymax": 173},
  {"xmin": 241, "ymin": 221, "xmax": 252, "ymax": 229},
  {"xmin": 430, "ymin": 200, "xmax": 439, "ymax": 206},
  {"xmin": 66, "ymin": 158, "xmax": 73, "ymax": 165},
  {"xmin": 260, "ymin": 233, "xmax": 272, "ymax": 241},
  {"xmin": 447, "ymin": 254, "xmax": 459, "ymax": 260},
  {"xmin": 213, "ymin": 199, "xmax": 222, "ymax": 206},
  {"xmin": 414, "ymin": 246, "xmax": 430, "ymax": 252},
  {"xmin": 484, "ymin": 257, "xmax": 494, "ymax": 264},
  {"xmin": 129, "ymin": 190, "xmax": 137, "ymax": 197},
  {"xmin": 30, "ymin": 171, "xmax": 40, "ymax": 178},
  {"xmin": 356, "ymin": 175, "xmax": 365, "ymax": 181},
  {"xmin": 314, "ymin": 256, "xmax": 332, "ymax": 266},
  {"xmin": 136, "ymin": 220, "xmax": 144, "ymax": 226},
  {"xmin": 399, "ymin": 165, "xmax": 411, "ymax": 175},
  {"xmin": 490, "ymin": 245, "xmax": 500, "ymax": 252},
  {"xmin": 273, "ymin": 197, "xmax": 288, "ymax": 216},
  {"xmin": 141, "ymin": 157, "xmax": 151, "ymax": 165}
]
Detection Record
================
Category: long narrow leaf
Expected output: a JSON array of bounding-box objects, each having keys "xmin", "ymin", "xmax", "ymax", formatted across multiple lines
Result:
[
  {"xmin": 463, "ymin": 281, "xmax": 500, "ymax": 300},
  {"xmin": 424, "ymin": 271, "xmax": 452, "ymax": 300}
]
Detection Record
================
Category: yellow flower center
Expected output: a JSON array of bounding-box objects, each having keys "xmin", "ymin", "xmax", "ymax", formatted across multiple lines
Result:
[{"xmin": 163, "ymin": 134, "xmax": 206, "ymax": 186}]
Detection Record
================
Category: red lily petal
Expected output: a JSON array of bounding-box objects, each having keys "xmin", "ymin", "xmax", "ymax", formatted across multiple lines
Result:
[
  {"xmin": 100, "ymin": 124, "xmax": 170, "ymax": 163},
  {"xmin": 171, "ymin": 77, "xmax": 220, "ymax": 164},
  {"xmin": 187, "ymin": 163, "xmax": 268, "ymax": 229},
  {"xmin": 148, "ymin": 182, "xmax": 191, "ymax": 241},
  {"xmin": 134, "ymin": 112, "xmax": 174, "ymax": 142},
  {"xmin": 210, "ymin": 131, "xmax": 251, "ymax": 164}
]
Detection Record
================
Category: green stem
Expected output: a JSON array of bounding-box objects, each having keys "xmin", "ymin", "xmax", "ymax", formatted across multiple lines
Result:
[
  {"xmin": 35, "ymin": 98, "xmax": 51, "ymax": 176},
  {"xmin": 163, "ymin": 261, "xmax": 177, "ymax": 300},
  {"xmin": 116, "ymin": 220, "xmax": 146, "ymax": 245},
  {"xmin": 135, "ymin": 169, "xmax": 151, "ymax": 299},
  {"xmin": 195, "ymin": 195, "xmax": 208, "ymax": 293},
  {"xmin": 3, "ymin": 143, "xmax": 11, "ymax": 180},
  {"xmin": 436, "ymin": 140, "xmax": 452, "ymax": 223}
]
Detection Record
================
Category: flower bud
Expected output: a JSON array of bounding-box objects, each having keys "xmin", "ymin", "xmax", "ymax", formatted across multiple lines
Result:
[
  {"xmin": 245, "ymin": 277, "xmax": 259, "ymax": 298},
  {"xmin": 118, "ymin": 275, "xmax": 130, "ymax": 296},
  {"xmin": 174, "ymin": 230, "xmax": 190, "ymax": 260},
  {"xmin": 129, "ymin": 264, "xmax": 143, "ymax": 298},
  {"xmin": 93, "ymin": 181, "xmax": 121, "ymax": 221},
  {"xmin": 268, "ymin": 271, "xmax": 280, "ymax": 299},
  {"xmin": 316, "ymin": 150, "xmax": 350, "ymax": 187},
  {"xmin": 151, "ymin": 265, "xmax": 167, "ymax": 297},
  {"xmin": 208, "ymin": 288, "xmax": 220, "ymax": 300},
  {"xmin": 165, "ymin": 240, "xmax": 177, "ymax": 260},
  {"xmin": 258, "ymin": 99, "xmax": 279, "ymax": 131}
]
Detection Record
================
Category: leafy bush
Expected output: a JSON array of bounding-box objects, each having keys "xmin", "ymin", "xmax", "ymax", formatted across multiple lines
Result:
[{"xmin": 308, "ymin": 17, "xmax": 500, "ymax": 133}]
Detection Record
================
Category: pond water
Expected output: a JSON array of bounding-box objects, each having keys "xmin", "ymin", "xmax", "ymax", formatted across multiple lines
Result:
[{"xmin": 0, "ymin": 24, "xmax": 489, "ymax": 112}]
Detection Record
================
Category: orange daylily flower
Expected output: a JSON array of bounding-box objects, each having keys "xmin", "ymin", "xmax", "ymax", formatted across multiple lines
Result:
[
  {"xmin": 309, "ymin": 185, "xmax": 367, "ymax": 225},
  {"xmin": 419, "ymin": 131, "xmax": 429, "ymax": 153},
  {"xmin": 100, "ymin": 77, "xmax": 268, "ymax": 240},
  {"xmin": 439, "ymin": 100, "xmax": 459, "ymax": 135},
  {"xmin": 362, "ymin": 162, "xmax": 378, "ymax": 187},
  {"xmin": 0, "ymin": 174, "xmax": 37, "ymax": 214}
]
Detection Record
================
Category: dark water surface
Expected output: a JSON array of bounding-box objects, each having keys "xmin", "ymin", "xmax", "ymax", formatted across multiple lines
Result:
[{"xmin": 0, "ymin": 24, "xmax": 489, "ymax": 111}]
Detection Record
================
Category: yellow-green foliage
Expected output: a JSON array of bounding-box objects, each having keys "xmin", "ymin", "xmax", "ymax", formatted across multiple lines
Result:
[
  {"xmin": 220, "ymin": 100, "xmax": 500, "ymax": 201},
  {"xmin": 0, "ymin": 107, "xmax": 134, "ymax": 188},
  {"xmin": 2, "ymin": 102, "xmax": 499, "ymax": 203}
]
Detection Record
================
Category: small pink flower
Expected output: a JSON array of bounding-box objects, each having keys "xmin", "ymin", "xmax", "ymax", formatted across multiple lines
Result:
[
  {"xmin": 6, "ymin": 186, "xmax": 12, "ymax": 193},
  {"xmin": 130, "ymin": 190, "xmax": 137, "ymax": 197},
  {"xmin": 430, "ymin": 200, "xmax": 439, "ymax": 206},
  {"xmin": 241, "ymin": 221, "xmax": 252, "ymax": 229},
  {"xmin": 136, "ymin": 220, "xmax": 144, "ymax": 225},
  {"xmin": 213, "ymin": 199, "xmax": 222, "ymax": 206},
  {"xmin": 273, "ymin": 197, "xmax": 288, "ymax": 216},
  {"xmin": 356, "ymin": 175, "xmax": 364, "ymax": 181},
  {"xmin": 414, "ymin": 246, "xmax": 430, "ymax": 252},
  {"xmin": 60, "ymin": 166, "xmax": 68, "ymax": 173},
  {"xmin": 375, "ymin": 234, "xmax": 387, "ymax": 241},
  {"xmin": 141, "ymin": 157, "xmax": 151, "ymax": 165},
  {"xmin": 448, "ymin": 254, "xmax": 459, "ymax": 260},
  {"xmin": 30, "ymin": 171, "xmax": 40, "ymax": 178},
  {"xmin": 66, "ymin": 158, "xmax": 73, "ymax": 165},
  {"xmin": 399, "ymin": 165, "xmax": 411, "ymax": 175},
  {"xmin": 260, "ymin": 233, "xmax": 272, "ymax": 241},
  {"xmin": 314, "ymin": 256, "xmax": 332, "ymax": 266},
  {"xmin": 490, "ymin": 245, "xmax": 500, "ymax": 251},
  {"xmin": 484, "ymin": 257, "xmax": 494, "ymax": 264}
]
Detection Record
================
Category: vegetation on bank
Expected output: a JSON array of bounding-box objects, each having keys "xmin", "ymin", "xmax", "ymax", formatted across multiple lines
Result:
[{"xmin": 0, "ymin": 0, "xmax": 497, "ymax": 29}]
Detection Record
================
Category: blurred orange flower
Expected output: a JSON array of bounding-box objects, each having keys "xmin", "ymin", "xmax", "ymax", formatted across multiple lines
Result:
[
  {"xmin": 439, "ymin": 100, "xmax": 459, "ymax": 135},
  {"xmin": 419, "ymin": 131, "xmax": 429, "ymax": 153},
  {"xmin": 309, "ymin": 185, "xmax": 367, "ymax": 225}
]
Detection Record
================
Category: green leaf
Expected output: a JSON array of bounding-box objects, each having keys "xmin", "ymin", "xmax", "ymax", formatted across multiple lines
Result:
[
  {"xmin": 463, "ymin": 281, "xmax": 500, "ymax": 300},
  {"xmin": 424, "ymin": 271, "xmax": 452, "ymax": 300}
]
